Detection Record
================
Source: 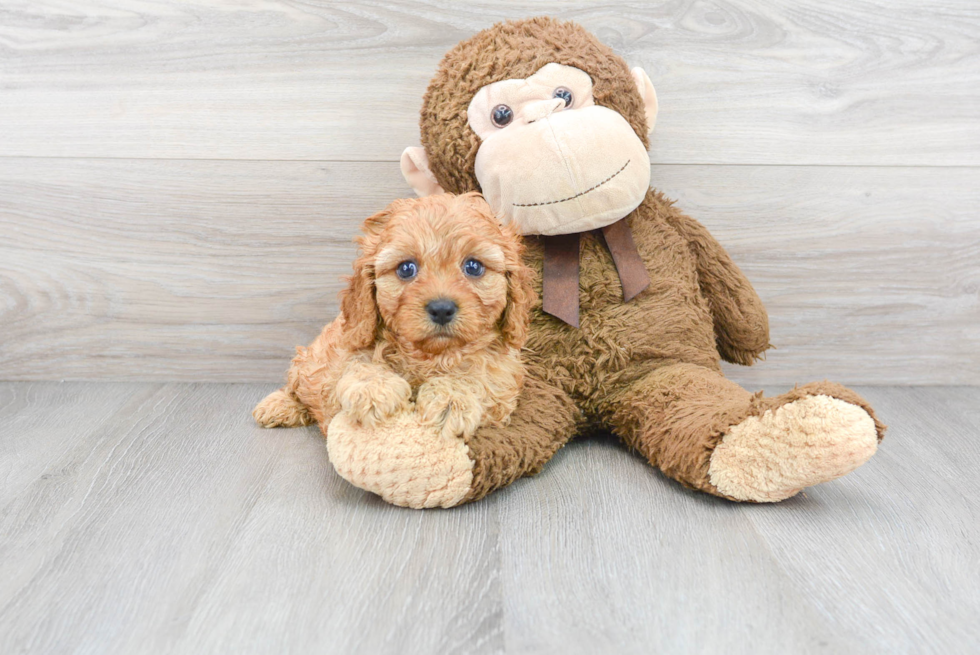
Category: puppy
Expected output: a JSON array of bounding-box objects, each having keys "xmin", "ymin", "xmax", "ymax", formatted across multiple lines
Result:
[{"xmin": 253, "ymin": 193, "xmax": 535, "ymax": 440}]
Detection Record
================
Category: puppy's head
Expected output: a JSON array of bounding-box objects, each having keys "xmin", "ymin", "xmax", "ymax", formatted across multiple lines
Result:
[{"xmin": 340, "ymin": 193, "xmax": 533, "ymax": 355}]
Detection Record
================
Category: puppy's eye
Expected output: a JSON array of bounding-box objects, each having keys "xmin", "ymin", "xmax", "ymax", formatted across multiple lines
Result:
[
  {"xmin": 491, "ymin": 104, "xmax": 513, "ymax": 128},
  {"xmin": 395, "ymin": 260, "xmax": 418, "ymax": 280},
  {"xmin": 553, "ymin": 87, "xmax": 573, "ymax": 107},
  {"xmin": 463, "ymin": 258, "xmax": 485, "ymax": 278}
]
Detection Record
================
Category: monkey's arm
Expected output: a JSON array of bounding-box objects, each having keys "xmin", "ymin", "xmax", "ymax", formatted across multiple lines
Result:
[{"xmin": 664, "ymin": 210, "xmax": 771, "ymax": 365}]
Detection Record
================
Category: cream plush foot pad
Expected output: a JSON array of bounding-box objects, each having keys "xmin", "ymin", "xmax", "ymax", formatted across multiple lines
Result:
[
  {"xmin": 708, "ymin": 395, "xmax": 878, "ymax": 502},
  {"xmin": 326, "ymin": 411, "xmax": 474, "ymax": 509}
]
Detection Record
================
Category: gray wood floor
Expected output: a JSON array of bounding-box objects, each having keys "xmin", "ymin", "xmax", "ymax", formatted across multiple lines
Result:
[{"xmin": 1, "ymin": 382, "xmax": 978, "ymax": 654}]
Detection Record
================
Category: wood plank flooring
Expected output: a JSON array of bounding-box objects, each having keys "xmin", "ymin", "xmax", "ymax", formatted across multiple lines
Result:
[{"xmin": 1, "ymin": 382, "xmax": 977, "ymax": 654}]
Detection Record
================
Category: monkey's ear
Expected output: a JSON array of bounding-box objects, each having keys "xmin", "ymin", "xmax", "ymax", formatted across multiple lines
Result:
[
  {"xmin": 631, "ymin": 67, "xmax": 659, "ymax": 135},
  {"xmin": 400, "ymin": 147, "xmax": 445, "ymax": 197}
]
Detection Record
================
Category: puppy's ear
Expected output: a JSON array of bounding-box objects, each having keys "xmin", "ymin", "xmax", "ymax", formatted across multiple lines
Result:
[
  {"xmin": 339, "ymin": 206, "xmax": 393, "ymax": 351},
  {"xmin": 498, "ymin": 222, "xmax": 536, "ymax": 350}
]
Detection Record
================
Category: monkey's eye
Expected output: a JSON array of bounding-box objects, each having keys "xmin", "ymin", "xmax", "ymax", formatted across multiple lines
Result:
[
  {"xmin": 491, "ymin": 104, "xmax": 513, "ymax": 128},
  {"xmin": 553, "ymin": 87, "xmax": 573, "ymax": 107},
  {"xmin": 396, "ymin": 260, "xmax": 418, "ymax": 280},
  {"xmin": 463, "ymin": 258, "xmax": 485, "ymax": 278}
]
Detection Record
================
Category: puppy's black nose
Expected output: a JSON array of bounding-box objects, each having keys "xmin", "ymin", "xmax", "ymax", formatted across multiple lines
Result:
[{"xmin": 426, "ymin": 299, "xmax": 458, "ymax": 326}]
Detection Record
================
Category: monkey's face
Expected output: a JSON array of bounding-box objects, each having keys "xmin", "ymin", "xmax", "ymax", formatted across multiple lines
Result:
[{"xmin": 465, "ymin": 64, "xmax": 652, "ymax": 236}]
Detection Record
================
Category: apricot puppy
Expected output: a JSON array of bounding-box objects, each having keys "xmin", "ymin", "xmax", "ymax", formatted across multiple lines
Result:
[{"xmin": 253, "ymin": 193, "xmax": 534, "ymax": 442}]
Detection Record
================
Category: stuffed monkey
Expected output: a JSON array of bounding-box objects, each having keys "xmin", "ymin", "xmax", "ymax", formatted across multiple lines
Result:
[{"xmin": 327, "ymin": 16, "xmax": 885, "ymax": 507}]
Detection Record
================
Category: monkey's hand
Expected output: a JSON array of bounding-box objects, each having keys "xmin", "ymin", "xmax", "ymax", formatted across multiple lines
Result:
[
  {"xmin": 335, "ymin": 361, "xmax": 412, "ymax": 427},
  {"xmin": 663, "ymin": 206, "xmax": 771, "ymax": 365},
  {"xmin": 416, "ymin": 377, "xmax": 485, "ymax": 439}
]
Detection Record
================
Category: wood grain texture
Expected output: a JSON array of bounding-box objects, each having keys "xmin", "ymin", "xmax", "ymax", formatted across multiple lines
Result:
[
  {"xmin": 0, "ymin": 382, "xmax": 502, "ymax": 655},
  {"xmin": 1, "ymin": 0, "xmax": 978, "ymax": 165},
  {"xmin": 499, "ymin": 384, "xmax": 980, "ymax": 654},
  {"xmin": 0, "ymin": 382, "xmax": 978, "ymax": 653},
  {"xmin": 2, "ymin": 158, "xmax": 977, "ymax": 384}
]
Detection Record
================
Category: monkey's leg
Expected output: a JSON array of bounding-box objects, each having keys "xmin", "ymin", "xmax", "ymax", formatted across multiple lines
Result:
[
  {"xmin": 326, "ymin": 377, "xmax": 581, "ymax": 508},
  {"xmin": 461, "ymin": 377, "xmax": 582, "ymax": 503},
  {"xmin": 601, "ymin": 363, "xmax": 885, "ymax": 501}
]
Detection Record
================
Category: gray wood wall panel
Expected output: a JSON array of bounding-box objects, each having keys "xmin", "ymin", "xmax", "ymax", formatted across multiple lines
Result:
[
  {"xmin": 2, "ymin": 158, "xmax": 977, "ymax": 384},
  {"xmin": 1, "ymin": 1, "xmax": 977, "ymax": 385},
  {"xmin": 1, "ymin": 382, "xmax": 978, "ymax": 653},
  {"xmin": 1, "ymin": 1, "xmax": 978, "ymax": 165}
]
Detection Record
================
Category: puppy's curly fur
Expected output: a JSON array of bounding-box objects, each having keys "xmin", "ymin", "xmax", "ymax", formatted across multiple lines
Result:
[{"xmin": 253, "ymin": 193, "xmax": 535, "ymax": 440}]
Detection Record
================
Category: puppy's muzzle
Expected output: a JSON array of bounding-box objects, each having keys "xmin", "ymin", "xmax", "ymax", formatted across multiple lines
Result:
[{"xmin": 426, "ymin": 298, "xmax": 458, "ymax": 326}]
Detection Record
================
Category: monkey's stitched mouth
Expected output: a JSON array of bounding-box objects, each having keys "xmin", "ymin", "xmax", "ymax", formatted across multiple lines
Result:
[{"xmin": 512, "ymin": 160, "xmax": 630, "ymax": 208}]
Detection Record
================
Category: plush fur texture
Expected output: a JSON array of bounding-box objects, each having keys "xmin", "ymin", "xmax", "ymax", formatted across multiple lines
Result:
[
  {"xmin": 708, "ymin": 395, "xmax": 879, "ymax": 501},
  {"xmin": 259, "ymin": 17, "xmax": 886, "ymax": 509},
  {"xmin": 398, "ymin": 17, "xmax": 883, "ymax": 506},
  {"xmin": 327, "ymin": 412, "xmax": 474, "ymax": 508},
  {"xmin": 419, "ymin": 16, "xmax": 650, "ymax": 196},
  {"xmin": 253, "ymin": 193, "xmax": 536, "ymax": 453}
]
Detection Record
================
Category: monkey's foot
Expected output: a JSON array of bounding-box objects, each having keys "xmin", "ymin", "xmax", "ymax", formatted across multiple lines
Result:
[
  {"xmin": 708, "ymin": 395, "xmax": 879, "ymax": 502},
  {"xmin": 326, "ymin": 411, "xmax": 474, "ymax": 509},
  {"xmin": 253, "ymin": 388, "xmax": 313, "ymax": 428}
]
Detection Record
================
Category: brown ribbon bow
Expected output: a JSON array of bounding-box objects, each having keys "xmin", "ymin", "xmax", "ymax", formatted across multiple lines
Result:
[{"xmin": 541, "ymin": 218, "xmax": 650, "ymax": 327}]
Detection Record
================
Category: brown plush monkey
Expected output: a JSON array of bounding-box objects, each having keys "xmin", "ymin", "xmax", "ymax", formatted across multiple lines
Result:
[{"xmin": 329, "ymin": 17, "xmax": 885, "ymax": 507}]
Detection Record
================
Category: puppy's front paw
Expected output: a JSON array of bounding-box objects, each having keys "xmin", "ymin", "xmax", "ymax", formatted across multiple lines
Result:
[
  {"xmin": 336, "ymin": 366, "xmax": 412, "ymax": 427},
  {"xmin": 416, "ymin": 378, "xmax": 484, "ymax": 438}
]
